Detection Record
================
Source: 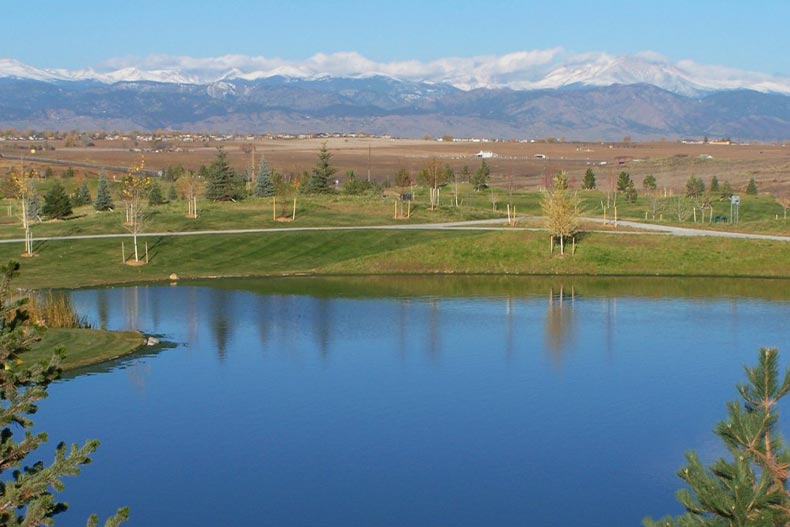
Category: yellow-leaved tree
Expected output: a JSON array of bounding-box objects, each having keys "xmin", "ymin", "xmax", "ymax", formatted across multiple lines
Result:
[{"xmin": 121, "ymin": 158, "xmax": 150, "ymax": 264}]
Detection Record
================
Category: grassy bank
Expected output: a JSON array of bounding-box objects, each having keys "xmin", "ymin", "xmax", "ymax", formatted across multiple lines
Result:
[
  {"xmin": 2, "ymin": 227, "xmax": 790, "ymax": 289},
  {"xmin": 27, "ymin": 328, "xmax": 145, "ymax": 370}
]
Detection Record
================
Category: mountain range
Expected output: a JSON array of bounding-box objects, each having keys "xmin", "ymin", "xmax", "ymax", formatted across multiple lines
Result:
[{"xmin": 1, "ymin": 54, "xmax": 789, "ymax": 141}]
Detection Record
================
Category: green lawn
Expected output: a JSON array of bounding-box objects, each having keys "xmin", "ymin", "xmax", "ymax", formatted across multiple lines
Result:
[
  {"xmin": 0, "ymin": 185, "xmax": 787, "ymax": 289},
  {"xmin": 26, "ymin": 328, "xmax": 145, "ymax": 370},
  {"xmin": 1, "ymin": 227, "xmax": 790, "ymax": 289}
]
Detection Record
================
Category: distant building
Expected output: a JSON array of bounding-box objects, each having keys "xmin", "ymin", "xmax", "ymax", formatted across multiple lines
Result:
[{"xmin": 475, "ymin": 150, "xmax": 494, "ymax": 158}]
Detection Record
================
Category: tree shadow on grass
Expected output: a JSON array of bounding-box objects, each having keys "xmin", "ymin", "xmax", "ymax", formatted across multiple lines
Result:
[{"xmin": 142, "ymin": 236, "xmax": 165, "ymax": 263}]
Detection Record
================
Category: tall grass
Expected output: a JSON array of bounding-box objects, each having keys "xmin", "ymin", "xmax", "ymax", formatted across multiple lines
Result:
[{"xmin": 26, "ymin": 291, "xmax": 90, "ymax": 328}]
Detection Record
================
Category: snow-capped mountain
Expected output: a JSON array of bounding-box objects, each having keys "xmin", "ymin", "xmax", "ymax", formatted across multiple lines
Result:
[
  {"xmin": 1, "ymin": 53, "xmax": 790, "ymax": 140},
  {"xmin": 2, "ymin": 52, "xmax": 790, "ymax": 96}
]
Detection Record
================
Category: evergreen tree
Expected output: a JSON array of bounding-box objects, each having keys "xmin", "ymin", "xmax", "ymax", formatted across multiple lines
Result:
[
  {"xmin": 253, "ymin": 160, "xmax": 275, "ymax": 197},
  {"xmin": 44, "ymin": 167, "xmax": 53, "ymax": 179},
  {"xmin": 94, "ymin": 175, "xmax": 114, "ymax": 211},
  {"xmin": 148, "ymin": 181, "xmax": 164, "ymax": 206},
  {"xmin": 686, "ymin": 175, "xmax": 705, "ymax": 198},
  {"xmin": 0, "ymin": 261, "xmax": 129, "ymax": 527},
  {"xmin": 710, "ymin": 176, "xmax": 720, "ymax": 192},
  {"xmin": 303, "ymin": 143, "xmax": 336, "ymax": 194},
  {"xmin": 642, "ymin": 174, "xmax": 657, "ymax": 191},
  {"xmin": 63, "ymin": 166, "xmax": 75, "ymax": 178},
  {"xmin": 616, "ymin": 172, "xmax": 638, "ymax": 202},
  {"xmin": 204, "ymin": 148, "xmax": 243, "ymax": 201},
  {"xmin": 167, "ymin": 185, "xmax": 178, "ymax": 201},
  {"xmin": 461, "ymin": 165, "xmax": 471, "ymax": 184},
  {"xmin": 616, "ymin": 171, "xmax": 633, "ymax": 192},
  {"xmin": 645, "ymin": 348, "xmax": 790, "ymax": 527},
  {"xmin": 582, "ymin": 168, "xmax": 596, "ymax": 190},
  {"xmin": 746, "ymin": 177, "xmax": 758, "ymax": 195},
  {"xmin": 471, "ymin": 160, "xmax": 490, "ymax": 191},
  {"xmin": 342, "ymin": 170, "xmax": 374, "ymax": 195},
  {"xmin": 76, "ymin": 180, "xmax": 92, "ymax": 206},
  {"xmin": 41, "ymin": 181, "xmax": 72, "ymax": 219}
]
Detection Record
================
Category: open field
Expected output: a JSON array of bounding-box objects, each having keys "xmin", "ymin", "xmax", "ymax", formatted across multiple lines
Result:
[{"xmin": 2, "ymin": 136, "xmax": 790, "ymax": 195}]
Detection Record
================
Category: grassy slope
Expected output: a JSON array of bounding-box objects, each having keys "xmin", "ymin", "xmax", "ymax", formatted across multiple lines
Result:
[
  {"xmin": 2, "ymin": 227, "xmax": 790, "ymax": 289},
  {"xmin": 0, "ymin": 187, "xmax": 787, "ymax": 289},
  {"xmin": 27, "ymin": 328, "xmax": 145, "ymax": 370}
]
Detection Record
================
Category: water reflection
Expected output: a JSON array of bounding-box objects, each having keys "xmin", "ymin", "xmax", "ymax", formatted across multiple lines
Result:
[
  {"xmin": 544, "ymin": 286, "xmax": 577, "ymax": 364},
  {"xmin": 68, "ymin": 277, "xmax": 790, "ymax": 373},
  {"xmin": 210, "ymin": 288, "xmax": 230, "ymax": 360},
  {"xmin": 54, "ymin": 278, "xmax": 790, "ymax": 527}
]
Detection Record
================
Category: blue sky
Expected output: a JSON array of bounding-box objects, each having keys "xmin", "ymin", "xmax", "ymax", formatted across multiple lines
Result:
[{"xmin": 6, "ymin": 0, "xmax": 789, "ymax": 76}]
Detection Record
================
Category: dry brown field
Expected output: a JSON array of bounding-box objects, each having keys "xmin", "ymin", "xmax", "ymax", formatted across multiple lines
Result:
[{"xmin": 2, "ymin": 137, "xmax": 790, "ymax": 195}]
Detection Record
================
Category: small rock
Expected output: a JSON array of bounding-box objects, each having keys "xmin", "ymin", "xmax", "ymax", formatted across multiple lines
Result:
[
  {"xmin": 169, "ymin": 273, "xmax": 179, "ymax": 281},
  {"xmin": 146, "ymin": 336, "xmax": 160, "ymax": 346}
]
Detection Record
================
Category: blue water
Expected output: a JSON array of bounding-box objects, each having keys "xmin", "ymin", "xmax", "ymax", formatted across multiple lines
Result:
[{"xmin": 33, "ymin": 280, "xmax": 790, "ymax": 526}]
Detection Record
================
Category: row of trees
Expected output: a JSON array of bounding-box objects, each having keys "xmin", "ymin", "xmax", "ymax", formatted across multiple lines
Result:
[{"xmin": 579, "ymin": 168, "xmax": 759, "ymax": 200}]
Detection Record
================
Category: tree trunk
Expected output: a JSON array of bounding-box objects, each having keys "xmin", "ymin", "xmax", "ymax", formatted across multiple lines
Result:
[{"xmin": 133, "ymin": 233, "xmax": 139, "ymax": 262}]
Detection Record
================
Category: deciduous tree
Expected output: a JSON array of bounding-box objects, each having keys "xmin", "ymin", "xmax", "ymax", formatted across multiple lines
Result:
[
  {"xmin": 419, "ymin": 158, "xmax": 446, "ymax": 210},
  {"xmin": 541, "ymin": 174, "xmax": 582, "ymax": 255},
  {"xmin": 121, "ymin": 159, "xmax": 150, "ymax": 263}
]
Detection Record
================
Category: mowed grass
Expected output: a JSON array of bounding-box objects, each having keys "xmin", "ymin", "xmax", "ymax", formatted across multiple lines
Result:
[
  {"xmin": 2, "ymin": 227, "xmax": 790, "ymax": 289},
  {"xmin": 323, "ymin": 230, "xmax": 790, "ymax": 278},
  {"xmin": 27, "ymin": 328, "xmax": 145, "ymax": 370}
]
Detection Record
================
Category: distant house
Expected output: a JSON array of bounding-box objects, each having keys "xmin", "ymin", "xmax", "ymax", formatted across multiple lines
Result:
[{"xmin": 475, "ymin": 150, "xmax": 494, "ymax": 158}]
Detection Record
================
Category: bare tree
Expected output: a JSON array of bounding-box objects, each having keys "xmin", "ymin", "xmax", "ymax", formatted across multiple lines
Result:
[
  {"xmin": 671, "ymin": 196, "xmax": 692, "ymax": 223},
  {"xmin": 419, "ymin": 158, "xmax": 445, "ymax": 210},
  {"xmin": 777, "ymin": 195, "xmax": 790, "ymax": 222},
  {"xmin": 178, "ymin": 169, "xmax": 202, "ymax": 218},
  {"xmin": 11, "ymin": 165, "xmax": 37, "ymax": 256}
]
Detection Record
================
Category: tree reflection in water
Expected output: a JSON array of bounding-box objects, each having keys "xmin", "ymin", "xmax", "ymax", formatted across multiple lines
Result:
[{"xmin": 544, "ymin": 286, "xmax": 577, "ymax": 364}]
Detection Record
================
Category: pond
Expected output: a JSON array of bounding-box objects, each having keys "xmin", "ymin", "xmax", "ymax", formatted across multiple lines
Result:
[{"xmin": 36, "ymin": 276, "xmax": 790, "ymax": 526}]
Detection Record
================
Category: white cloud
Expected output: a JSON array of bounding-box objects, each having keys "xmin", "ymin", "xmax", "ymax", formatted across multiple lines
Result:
[{"xmin": 6, "ymin": 50, "xmax": 790, "ymax": 94}]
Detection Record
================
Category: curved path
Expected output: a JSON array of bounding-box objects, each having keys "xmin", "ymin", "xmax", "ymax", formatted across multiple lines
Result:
[{"xmin": 0, "ymin": 217, "xmax": 789, "ymax": 243}]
